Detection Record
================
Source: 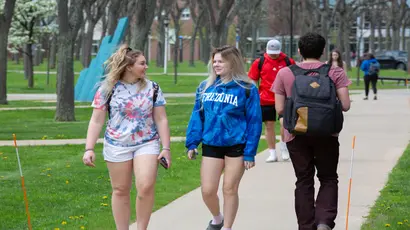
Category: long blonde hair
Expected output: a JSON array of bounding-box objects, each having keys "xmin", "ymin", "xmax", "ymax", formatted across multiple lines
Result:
[
  {"xmin": 99, "ymin": 44, "xmax": 146, "ymax": 97},
  {"xmin": 203, "ymin": 45, "xmax": 253, "ymax": 94}
]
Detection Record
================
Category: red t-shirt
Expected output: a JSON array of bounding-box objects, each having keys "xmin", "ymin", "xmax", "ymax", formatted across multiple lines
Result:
[
  {"xmin": 272, "ymin": 62, "xmax": 352, "ymax": 142},
  {"xmin": 248, "ymin": 52, "xmax": 295, "ymax": 106}
]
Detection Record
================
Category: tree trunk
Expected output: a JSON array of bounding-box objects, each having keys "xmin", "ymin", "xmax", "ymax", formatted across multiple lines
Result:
[
  {"xmin": 0, "ymin": 26, "xmax": 9, "ymax": 104},
  {"xmin": 343, "ymin": 20, "xmax": 351, "ymax": 70},
  {"xmin": 377, "ymin": 19, "xmax": 383, "ymax": 51},
  {"xmin": 75, "ymin": 30, "xmax": 82, "ymax": 61},
  {"xmin": 24, "ymin": 43, "xmax": 34, "ymax": 88},
  {"xmin": 369, "ymin": 20, "xmax": 375, "ymax": 53},
  {"xmin": 50, "ymin": 35, "xmax": 57, "ymax": 69},
  {"xmin": 189, "ymin": 23, "xmax": 199, "ymax": 67},
  {"xmin": 14, "ymin": 53, "xmax": 20, "ymax": 65},
  {"xmin": 107, "ymin": 1, "xmax": 122, "ymax": 35},
  {"xmin": 0, "ymin": 0, "xmax": 17, "ymax": 105},
  {"xmin": 386, "ymin": 24, "xmax": 392, "ymax": 50},
  {"xmin": 129, "ymin": 0, "xmax": 156, "ymax": 51},
  {"xmin": 251, "ymin": 23, "xmax": 257, "ymax": 60},
  {"xmin": 55, "ymin": 37, "xmax": 75, "ymax": 121},
  {"xmin": 82, "ymin": 22, "xmax": 96, "ymax": 68},
  {"xmin": 401, "ymin": 22, "xmax": 406, "ymax": 50},
  {"xmin": 55, "ymin": 0, "xmax": 84, "ymax": 122},
  {"xmin": 100, "ymin": 11, "xmax": 107, "ymax": 45}
]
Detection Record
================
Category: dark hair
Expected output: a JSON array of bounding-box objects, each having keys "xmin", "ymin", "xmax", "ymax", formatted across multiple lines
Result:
[
  {"xmin": 367, "ymin": 53, "xmax": 375, "ymax": 59},
  {"xmin": 328, "ymin": 49, "xmax": 343, "ymax": 68},
  {"xmin": 298, "ymin": 32, "xmax": 326, "ymax": 60}
]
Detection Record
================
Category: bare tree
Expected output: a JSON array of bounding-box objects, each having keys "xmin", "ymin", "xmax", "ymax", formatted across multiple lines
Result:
[
  {"xmin": 188, "ymin": 0, "xmax": 204, "ymax": 67},
  {"xmin": 128, "ymin": 0, "xmax": 156, "ymax": 50},
  {"xmin": 236, "ymin": 0, "xmax": 264, "ymax": 58},
  {"xmin": 0, "ymin": 0, "xmax": 16, "ymax": 104},
  {"xmin": 155, "ymin": 0, "xmax": 173, "ymax": 67},
  {"xmin": 170, "ymin": 0, "xmax": 187, "ymax": 84},
  {"xmin": 107, "ymin": 0, "xmax": 126, "ymax": 35},
  {"xmin": 199, "ymin": 0, "xmax": 235, "ymax": 48},
  {"xmin": 82, "ymin": 0, "xmax": 109, "ymax": 68},
  {"xmin": 55, "ymin": 0, "xmax": 85, "ymax": 121}
]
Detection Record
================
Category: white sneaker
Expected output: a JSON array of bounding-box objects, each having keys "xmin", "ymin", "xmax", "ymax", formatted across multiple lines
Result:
[
  {"xmin": 266, "ymin": 154, "xmax": 278, "ymax": 163},
  {"xmin": 280, "ymin": 142, "xmax": 290, "ymax": 161}
]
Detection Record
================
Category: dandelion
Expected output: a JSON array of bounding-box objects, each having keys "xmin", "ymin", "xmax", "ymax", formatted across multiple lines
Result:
[
  {"xmin": 385, "ymin": 223, "xmax": 391, "ymax": 227},
  {"xmin": 398, "ymin": 222, "xmax": 403, "ymax": 225},
  {"xmin": 103, "ymin": 196, "xmax": 108, "ymax": 199},
  {"xmin": 100, "ymin": 203, "xmax": 108, "ymax": 206},
  {"xmin": 74, "ymin": 216, "xmax": 79, "ymax": 219},
  {"xmin": 2, "ymin": 157, "xmax": 7, "ymax": 160},
  {"xmin": 404, "ymin": 220, "xmax": 408, "ymax": 223},
  {"xmin": 66, "ymin": 180, "xmax": 69, "ymax": 184},
  {"xmin": 47, "ymin": 168, "xmax": 52, "ymax": 171},
  {"xmin": 69, "ymin": 216, "xmax": 73, "ymax": 219},
  {"xmin": 79, "ymin": 215, "xmax": 84, "ymax": 219},
  {"xmin": 80, "ymin": 226, "xmax": 85, "ymax": 230},
  {"xmin": 54, "ymin": 228, "xmax": 60, "ymax": 230},
  {"xmin": 61, "ymin": 221, "xmax": 67, "ymax": 225},
  {"xmin": 66, "ymin": 164, "xmax": 71, "ymax": 168},
  {"xmin": 47, "ymin": 174, "xmax": 51, "ymax": 177},
  {"xmin": 0, "ymin": 152, "xmax": 3, "ymax": 155},
  {"xmin": 42, "ymin": 135, "xmax": 48, "ymax": 140}
]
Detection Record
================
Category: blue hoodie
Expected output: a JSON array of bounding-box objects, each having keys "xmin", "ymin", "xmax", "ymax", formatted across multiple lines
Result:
[
  {"xmin": 360, "ymin": 58, "xmax": 380, "ymax": 76},
  {"xmin": 185, "ymin": 78, "xmax": 262, "ymax": 162}
]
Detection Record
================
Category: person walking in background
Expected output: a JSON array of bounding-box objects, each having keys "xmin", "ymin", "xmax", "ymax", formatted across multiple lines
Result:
[
  {"xmin": 82, "ymin": 44, "xmax": 171, "ymax": 230},
  {"xmin": 360, "ymin": 53, "xmax": 380, "ymax": 100},
  {"xmin": 273, "ymin": 33, "xmax": 351, "ymax": 230},
  {"xmin": 185, "ymin": 45, "xmax": 262, "ymax": 230},
  {"xmin": 327, "ymin": 49, "xmax": 347, "ymax": 72},
  {"xmin": 248, "ymin": 39, "xmax": 295, "ymax": 163}
]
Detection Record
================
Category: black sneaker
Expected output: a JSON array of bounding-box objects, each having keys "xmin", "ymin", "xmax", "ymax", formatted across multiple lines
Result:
[
  {"xmin": 374, "ymin": 95, "xmax": 377, "ymax": 100},
  {"xmin": 206, "ymin": 219, "xmax": 224, "ymax": 230},
  {"xmin": 363, "ymin": 96, "xmax": 368, "ymax": 100},
  {"xmin": 317, "ymin": 224, "xmax": 331, "ymax": 230}
]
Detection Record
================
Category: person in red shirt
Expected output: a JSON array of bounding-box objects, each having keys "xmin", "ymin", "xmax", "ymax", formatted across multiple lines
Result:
[{"xmin": 248, "ymin": 39, "xmax": 295, "ymax": 163}]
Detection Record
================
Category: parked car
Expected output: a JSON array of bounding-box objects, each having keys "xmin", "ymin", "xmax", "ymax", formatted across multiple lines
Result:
[{"xmin": 375, "ymin": 50, "xmax": 408, "ymax": 71}]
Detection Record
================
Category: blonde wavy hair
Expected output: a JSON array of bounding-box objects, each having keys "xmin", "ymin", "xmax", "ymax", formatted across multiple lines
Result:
[
  {"xmin": 203, "ymin": 45, "xmax": 253, "ymax": 93},
  {"xmin": 98, "ymin": 44, "xmax": 146, "ymax": 97}
]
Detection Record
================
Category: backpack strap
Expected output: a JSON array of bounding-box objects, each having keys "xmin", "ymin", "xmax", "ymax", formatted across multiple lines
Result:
[
  {"xmin": 258, "ymin": 55, "xmax": 265, "ymax": 71},
  {"xmin": 284, "ymin": 56, "xmax": 292, "ymax": 66},
  {"xmin": 152, "ymin": 81, "xmax": 159, "ymax": 103},
  {"xmin": 289, "ymin": 64, "xmax": 332, "ymax": 77}
]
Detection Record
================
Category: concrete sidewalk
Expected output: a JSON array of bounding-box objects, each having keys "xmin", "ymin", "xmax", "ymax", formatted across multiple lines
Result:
[{"xmin": 129, "ymin": 90, "xmax": 410, "ymax": 230}]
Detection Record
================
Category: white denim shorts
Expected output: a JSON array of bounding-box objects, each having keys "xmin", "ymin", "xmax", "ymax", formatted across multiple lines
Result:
[{"xmin": 102, "ymin": 139, "xmax": 160, "ymax": 163}]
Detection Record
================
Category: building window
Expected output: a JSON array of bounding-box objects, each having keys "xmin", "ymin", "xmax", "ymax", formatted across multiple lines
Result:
[{"xmin": 181, "ymin": 8, "xmax": 190, "ymax": 20}]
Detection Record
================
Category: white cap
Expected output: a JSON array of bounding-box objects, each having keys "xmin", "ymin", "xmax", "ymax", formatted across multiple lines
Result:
[{"xmin": 266, "ymin": 39, "xmax": 281, "ymax": 55}]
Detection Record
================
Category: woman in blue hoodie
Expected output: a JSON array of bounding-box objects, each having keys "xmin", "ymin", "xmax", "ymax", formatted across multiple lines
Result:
[
  {"xmin": 185, "ymin": 45, "xmax": 262, "ymax": 230},
  {"xmin": 360, "ymin": 53, "xmax": 380, "ymax": 100}
]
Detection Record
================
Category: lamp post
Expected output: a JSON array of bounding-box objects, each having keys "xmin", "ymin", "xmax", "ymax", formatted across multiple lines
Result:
[
  {"xmin": 290, "ymin": 0, "xmax": 294, "ymax": 58},
  {"xmin": 163, "ymin": 15, "xmax": 170, "ymax": 75}
]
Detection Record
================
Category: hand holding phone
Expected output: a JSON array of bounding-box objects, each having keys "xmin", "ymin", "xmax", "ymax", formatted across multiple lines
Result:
[{"xmin": 159, "ymin": 157, "xmax": 168, "ymax": 169}]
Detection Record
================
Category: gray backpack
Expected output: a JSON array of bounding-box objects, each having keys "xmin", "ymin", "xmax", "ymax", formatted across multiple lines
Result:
[{"xmin": 283, "ymin": 64, "xmax": 343, "ymax": 136}]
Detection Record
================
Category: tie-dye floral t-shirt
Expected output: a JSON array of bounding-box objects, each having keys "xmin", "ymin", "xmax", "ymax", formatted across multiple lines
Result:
[{"xmin": 92, "ymin": 80, "xmax": 166, "ymax": 147}]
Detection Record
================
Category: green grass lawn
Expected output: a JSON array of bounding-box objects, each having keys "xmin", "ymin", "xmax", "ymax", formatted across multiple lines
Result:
[
  {"xmin": 361, "ymin": 144, "xmax": 410, "ymax": 230},
  {"xmin": 0, "ymin": 102, "xmax": 196, "ymax": 140},
  {"xmin": 7, "ymin": 59, "xmax": 209, "ymax": 74},
  {"xmin": 6, "ymin": 72, "xmax": 206, "ymax": 94},
  {"xmin": 0, "ymin": 140, "xmax": 268, "ymax": 229}
]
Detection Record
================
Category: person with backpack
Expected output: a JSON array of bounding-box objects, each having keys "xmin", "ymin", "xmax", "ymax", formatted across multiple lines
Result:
[
  {"xmin": 360, "ymin": 53, "xmax": 380, "ymax": 100},
  {"xmin": 248, "ymin": 39, "xmax": 295, "ymax": 163},
  {"xmin": 272, "ymin": 33, "xmax": 351, "ymax": 230},
  {"xmin": 82, "ymin": 44, "xmax": 171, "ymax": 230},
  {"xmin": 185, "ymin": 45, "xmax": 262, "ymax": 230}
]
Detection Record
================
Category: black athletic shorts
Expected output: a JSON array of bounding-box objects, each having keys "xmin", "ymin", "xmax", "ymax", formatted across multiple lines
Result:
[
  {"xmin": 261, "ymin": 105, "xmax": 277, "ymax": 122},
  {"xmin": 202, "ymin": 144, "xmax": 245, "ymax": 159}
]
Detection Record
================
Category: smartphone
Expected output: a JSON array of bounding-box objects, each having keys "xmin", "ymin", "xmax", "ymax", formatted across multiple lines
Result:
[
  {"xmin": 191, "ymin": 149, "xmax": 199, "ymax": 160},
  {"xmin": 159, "ymin": 157, "xmax": 168, "ymax": 169}
]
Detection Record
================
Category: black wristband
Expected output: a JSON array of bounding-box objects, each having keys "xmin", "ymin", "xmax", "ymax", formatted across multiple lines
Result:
[{"xmin": 85, "ymin": 149, "xmax": 94, "ymax": 153}]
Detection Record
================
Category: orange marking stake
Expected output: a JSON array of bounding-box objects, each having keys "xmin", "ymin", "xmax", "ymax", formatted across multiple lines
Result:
[
  {"xmin": 13, "ymin": 134, "xmax": 32, "ymax": 230},
  {"xmin": 345, "ymin": 136, "xmax": 356, "ymax": 230}
]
